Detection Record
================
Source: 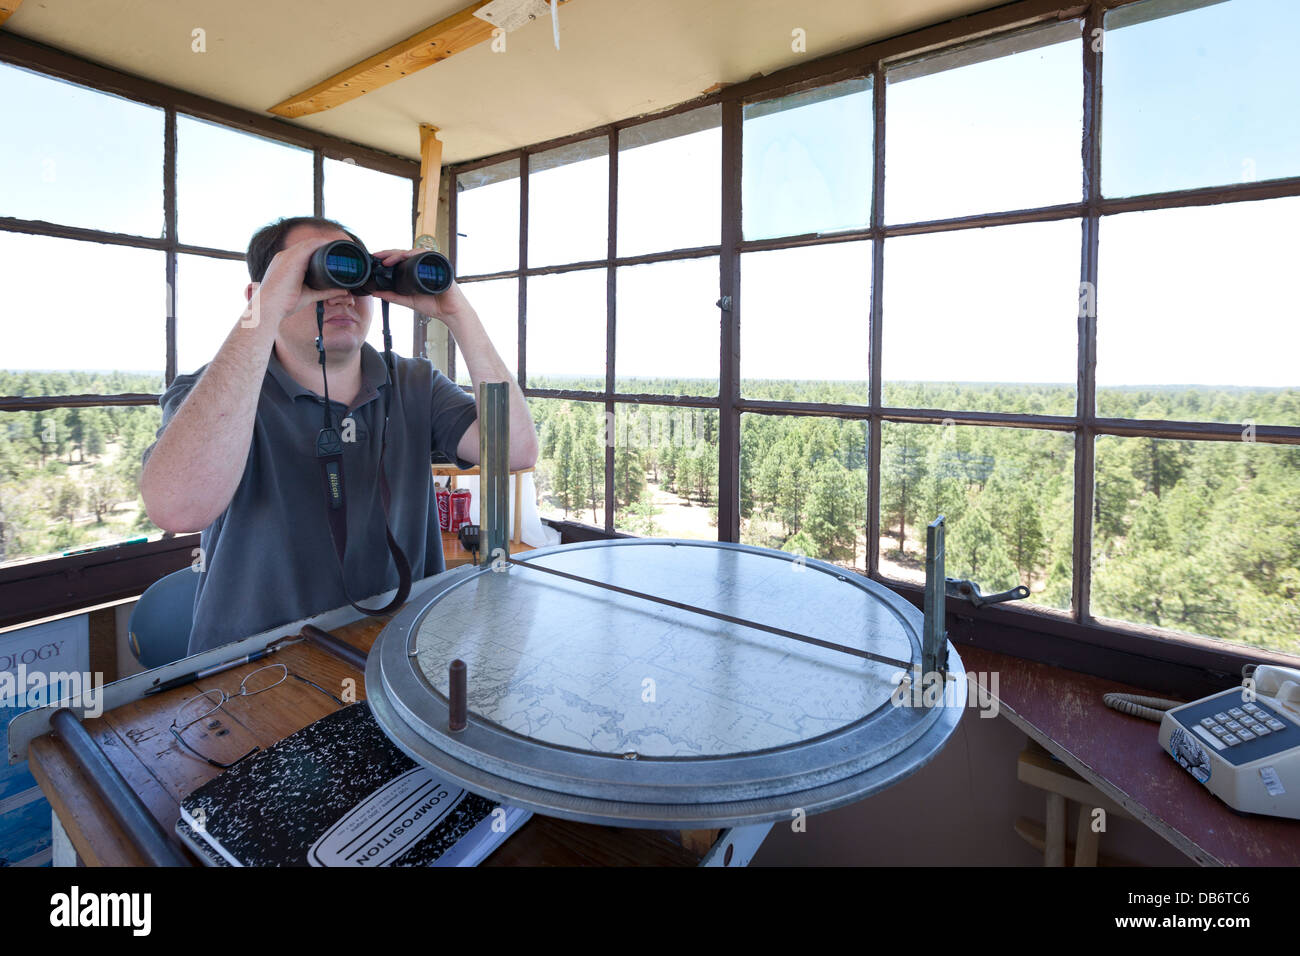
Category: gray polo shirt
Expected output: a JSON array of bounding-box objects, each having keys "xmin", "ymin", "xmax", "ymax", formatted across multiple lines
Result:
[{"xmin": 143, "ymin": 344, "xmax": 477, "ymax": 654}]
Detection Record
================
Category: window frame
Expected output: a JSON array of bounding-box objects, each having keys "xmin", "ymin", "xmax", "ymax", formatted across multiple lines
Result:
[
  {"xmin": 0, "ymin": 33, "xmax": 419, "ymax": 622},
  {"xmin": 446, "ymin": 0, "xmax": 1300, "ymax": 681},
  {"xmin": 4, "ymin": 3, "xmax": 1297, "ymax": 682}
]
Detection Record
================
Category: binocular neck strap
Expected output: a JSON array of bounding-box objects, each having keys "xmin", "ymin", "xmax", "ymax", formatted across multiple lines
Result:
[{"xmin": 314, "ymin": 303, "xmax": 412, "ymax": 617}]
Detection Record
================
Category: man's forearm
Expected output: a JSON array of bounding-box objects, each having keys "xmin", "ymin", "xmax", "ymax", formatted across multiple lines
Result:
[
  {"xmin": 449, "ymin": 310, "xmax": 539, "ymax": 470},
  {"xmin": 140, "ymin": 317, "xmax": 279, "ymax": 532}
]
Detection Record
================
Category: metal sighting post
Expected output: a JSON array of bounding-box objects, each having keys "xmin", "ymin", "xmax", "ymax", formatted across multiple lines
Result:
[
  {"xmin": 923, "ymin": 515, "xmax": 949, "ymax": 682},
  {"xmin": 477, "ymin": 382, "xmax": 510, "ymax": 568}
]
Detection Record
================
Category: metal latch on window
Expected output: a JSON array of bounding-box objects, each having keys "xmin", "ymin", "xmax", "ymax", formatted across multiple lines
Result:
[{"xmin": 945, "ymin": 578, "xmax": 1030, "ymax": 608}]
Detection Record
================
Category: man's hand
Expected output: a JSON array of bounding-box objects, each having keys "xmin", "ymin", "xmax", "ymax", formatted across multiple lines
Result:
[
  {"xmin": 243, "ymin": 237, "xmax": 345, "ymax": 331},
  {"xmin": 368, "ymin": 248, "xmax": 476, "ymax": 330}
]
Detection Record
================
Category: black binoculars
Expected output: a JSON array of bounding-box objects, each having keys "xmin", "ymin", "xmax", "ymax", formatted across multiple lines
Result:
[{"xmin": 305, "ymin": 240, "xmax": 453, "ymax": 296}]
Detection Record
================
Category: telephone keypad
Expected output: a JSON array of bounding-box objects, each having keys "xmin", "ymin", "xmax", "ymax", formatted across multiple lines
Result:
[{"xmin": 1176, "ymin": 691, "xmax": 1296, "ymax": 765}]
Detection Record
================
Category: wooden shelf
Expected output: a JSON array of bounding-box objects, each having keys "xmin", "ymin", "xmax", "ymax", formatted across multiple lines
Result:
[
  {"xmin": 433, "ymin": 465, "xmax": 536, "ymax": 557},
  {"xmin": 442, "ymin": 530, "xmax": 535, "ymax": 569}
]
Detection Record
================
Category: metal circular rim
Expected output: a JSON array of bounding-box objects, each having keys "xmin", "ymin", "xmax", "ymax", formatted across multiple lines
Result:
[{"xmin": 366, "ymin": 539, "xmax": 966, "ymax": 827}]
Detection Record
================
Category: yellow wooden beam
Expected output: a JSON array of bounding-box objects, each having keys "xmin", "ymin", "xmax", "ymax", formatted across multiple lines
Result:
[
  {"xmin": 415, "ymin": 123, "xmax": 444, "ymax": 245},
  {"xmin": 269, "ymin": 0, "xmax": 570, "ymax": 119},
  {"xmin": 0, "ymin": 1, "xmax": 24, "ymax": 28}
]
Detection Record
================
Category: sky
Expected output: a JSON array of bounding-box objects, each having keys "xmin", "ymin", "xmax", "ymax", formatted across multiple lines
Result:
[{"xmin": 1, "ymin": 0, "xmax": 1298, "ymax": 402}]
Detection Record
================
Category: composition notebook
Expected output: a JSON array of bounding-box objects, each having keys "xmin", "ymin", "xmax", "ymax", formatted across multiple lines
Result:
[{"xmin": 175, "ymin": 701, "xmax": 530, "ymax": 867}]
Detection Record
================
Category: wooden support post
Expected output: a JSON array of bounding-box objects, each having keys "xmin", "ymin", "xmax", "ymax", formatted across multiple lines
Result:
[
  {"xmin": 416, "ymin": 123, "xmax": 443, "ymax": 242},
  {"xmin": 1044, "ymin": 793, "xmax": 1066, "ymax": 867},
  {"xmin": 1074, "ymin": 806, "xmax": 1101, "ymax": 867},
  {"xmin": 416, "ymin": 123, "xmax": 448, "ymax": 365}
]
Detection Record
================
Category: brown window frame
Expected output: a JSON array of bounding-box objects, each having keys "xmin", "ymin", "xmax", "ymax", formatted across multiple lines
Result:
[
  {"xmin": 446, "ymin": 0, "xmax": 1300, "ymax": 690},
  {"xmin": 0, "ymin": 32, "xmax": 420, "ymax": 625}
]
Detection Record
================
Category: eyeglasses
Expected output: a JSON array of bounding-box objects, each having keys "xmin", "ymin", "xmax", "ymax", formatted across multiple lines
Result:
[{"xmin": 169, "ymin": 663, "xmax": 344, "ymax": 769}]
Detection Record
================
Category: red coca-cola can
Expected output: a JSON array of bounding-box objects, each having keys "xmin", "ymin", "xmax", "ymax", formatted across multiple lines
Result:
[
  {"xmin": 451, "ymin": 488, "xmax": 473, "ymax": 532},
  {"xmin": 435, "ymin": 484, "xmax": 452, "ymax": 532}
]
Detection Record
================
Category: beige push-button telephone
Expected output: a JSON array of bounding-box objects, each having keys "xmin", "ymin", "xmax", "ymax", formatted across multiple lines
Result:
[{"xmin": 1159, "ymin": 665, "xmax": 1300, "ymax": 819}]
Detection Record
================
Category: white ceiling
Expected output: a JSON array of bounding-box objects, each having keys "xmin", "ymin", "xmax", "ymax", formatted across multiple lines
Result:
[{"xmin": 5, "ymin": 0, "xmax": 1003, "ymax": 165}]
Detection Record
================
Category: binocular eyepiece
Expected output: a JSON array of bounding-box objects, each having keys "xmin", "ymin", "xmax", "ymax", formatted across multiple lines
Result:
[{"xmin": 305, "ymin": 240, "xmax": 453, "ymax": 297}]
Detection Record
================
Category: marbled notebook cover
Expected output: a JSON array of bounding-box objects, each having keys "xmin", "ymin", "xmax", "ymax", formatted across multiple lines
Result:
[{"xmin": 177, "ymin": 701, "xmax": 513, "ymax": 867}]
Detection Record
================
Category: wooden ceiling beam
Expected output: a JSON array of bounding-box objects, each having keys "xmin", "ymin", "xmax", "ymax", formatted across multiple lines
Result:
[
  {"xmin": 0, "ymin": 1, "xmax": 23, "ymax": 28},
  {"xmin": 269, "ymin": 0, "xmax": 569, "ymax": 119}
]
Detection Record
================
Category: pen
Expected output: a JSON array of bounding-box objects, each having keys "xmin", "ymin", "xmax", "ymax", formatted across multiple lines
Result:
[{"xmin": 143, "ymin": 645, "xmax": 282, "ymax": 696}]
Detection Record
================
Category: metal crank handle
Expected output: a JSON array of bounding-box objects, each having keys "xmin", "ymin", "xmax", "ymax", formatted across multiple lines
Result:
[{"xmin": 945, "ymin": 578, "xmax": 1030, "ymax": 608}]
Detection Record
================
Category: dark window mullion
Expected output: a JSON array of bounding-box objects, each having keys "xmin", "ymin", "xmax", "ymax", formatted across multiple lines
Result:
[
  {"xmin": 605, "ymin": 130, "xmax": 618, "ymax": 534},
  {"xmin": 312, "ymin": 148, "xmax": 323, "ymax": 218},
  {"xmin": 518, "ymin": 152, "xmax": 529, "ymax": 391},
  {"xmin": 412, "ymin": 173, "xmax": 424, "ymax": 357},
  {"xmin": 163, "ymin": 107, "xmax": 178, "ymax": 387},
  {"xmin": 447, "ymin": 174, "xmax": 458, "ymax": 377},
  {"xmin": 717, "ymin": 98, "xmax": 743, "ymax": 543},
  {"xmin": 1073, "ymin": 1, "xmax": 1104, "ymax": 625},
  {"xmin": 867, "ymin": 63, "xmax": 887, "ymax": 578}
]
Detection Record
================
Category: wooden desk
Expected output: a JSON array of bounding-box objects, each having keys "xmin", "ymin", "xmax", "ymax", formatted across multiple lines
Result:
[
  {"xmin": 26, "ymin": 615, "xmax": 702, "ymax": 867},
  {"xmin": 961, "ymin": 644, "xmax": 1300, "ymax": 866}
]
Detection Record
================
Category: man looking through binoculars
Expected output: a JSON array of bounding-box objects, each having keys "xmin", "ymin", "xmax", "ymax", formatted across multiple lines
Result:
[{"xmin": 140, "ymin": 216, "xmax": 538, "ymax": 655}]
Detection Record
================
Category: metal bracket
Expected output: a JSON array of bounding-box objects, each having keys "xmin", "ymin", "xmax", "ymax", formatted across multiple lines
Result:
[
  {"xmin": 922, "ymin": 516, "xmax": 948, "ymax": 680},
  {"xmin": 945, "ymin": 578, "xmax": 1030, "ymax": 609},
  {"xmin": 477, "ymin": 381, "xmax": 510, "ymax": 568}
]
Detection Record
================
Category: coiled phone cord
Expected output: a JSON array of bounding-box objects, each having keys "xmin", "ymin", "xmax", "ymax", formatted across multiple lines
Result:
[{"xmin": 1102, "ymin": 693, "xmax": 1185, "ymax": 722}]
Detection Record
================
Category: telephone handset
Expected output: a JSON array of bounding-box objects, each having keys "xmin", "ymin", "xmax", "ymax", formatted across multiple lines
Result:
[{"xmin": 1159, "ymin": 665, "xmax": 1300, "ymax": 819}]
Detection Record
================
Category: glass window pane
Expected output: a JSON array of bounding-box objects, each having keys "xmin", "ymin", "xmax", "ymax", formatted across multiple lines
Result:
[
  {"xmin": 741, "ymin": 414, "xmax": 868, "ymax": 571},
  {"xmin": 456, "ymin": 160, "xmax": 520, "ymax": 276},
  {"xmin": 0, "ymin": 234, "xmax": 165, "ymax": 393},
  {"xmin": 882, "ymin": 219, "xmax": 1079, "ymax": 414},
  {"xmin": 525, "ymin": 269, "xmax": 606, "ymax": 390},
  {"xmin": 1102, "ymin": 0, "xmax": 1300, "ymax": 198},
  {"xmin": 885, "ymin": 22, "xmax": 1083, "ymax": 223},
  {"xmin": 454, "ymin": 278, "xmax": 518, "ymax": 387},
  {"xmin": 741, "ymin": 241, "xmax": 870, "ymax": 404},
  {"xmin": 0, "ymin": 63, "xmax": 164, "ymax": 238},
  {"xmin": 0, "ymin": 406, "xmax": 164, "ymax": 568},
  {"xmin": 1093, "ymin": 436, "xmax": 1300, "ymax": 655},
  {"xmin": 615, "ymin": 257, "xmax": 719, "ymax": 396},
  {"xmin": 616, "ymin": 404, "xmax": 719, "ymax": 540},
  {"xmin": 177, "ymin": 254, "xmax": 248, "ymax": 375},
  {"xmin": 528, "ymin": 138, "xmax": 609, "ymax": 267},
  {"xmin": 743, "ymin": 77, "xmax": 872, "ymax": 241},
  {"xmin": 879, "ymin": 422, "xmax": 1073, "ymax": 610},
  {"xmin": 617, "ymin": 107, "xmax": 721, "ymax": 256},
  {"xmin": 528, "ymin": 398, "xmax": 605, "ymax": 527},
  {"xmin": 1097, "ymin": 197, "xmax": 1300, "ymax": 425},
  {"xmin": 323, "ymin": 158, "xmax": 414, "ymax": 251},
  {"xmin": 177, "ymin": 116, "xmax": 313, "ymax": 251}
]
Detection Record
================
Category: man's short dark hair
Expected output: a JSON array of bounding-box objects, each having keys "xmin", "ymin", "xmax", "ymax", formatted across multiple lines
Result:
[{"xmin": 245, "ymin": 216, "xmax": 363, "ymax": 283}]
